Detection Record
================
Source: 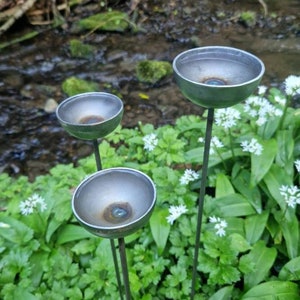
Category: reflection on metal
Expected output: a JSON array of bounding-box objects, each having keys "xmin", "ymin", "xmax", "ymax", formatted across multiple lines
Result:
[
  {"xmin": 56, "ymin": 92, "xmax": 123, "ymax": 140},
  {"xmin": 173, "ymin": 46, "xmax": 265, "ymax": 108}
]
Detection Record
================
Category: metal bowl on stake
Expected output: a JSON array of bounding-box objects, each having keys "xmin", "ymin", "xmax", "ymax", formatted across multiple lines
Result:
[
  {"xmin": 173, "ymin": 46, "xmax": 265, "ymax": 108},
  {"xmin": 56, "ymin": 92, "xmax": 123, "ymax": 140},
  {"xmin": 72, "ymin": 168, "xmax": 156, "ymax": 239}
]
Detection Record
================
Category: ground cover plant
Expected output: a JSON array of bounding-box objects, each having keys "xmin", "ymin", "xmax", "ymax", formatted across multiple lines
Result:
[{"xmin": 0, "ymin": 75, "xmax": 300, "ymax": 299}]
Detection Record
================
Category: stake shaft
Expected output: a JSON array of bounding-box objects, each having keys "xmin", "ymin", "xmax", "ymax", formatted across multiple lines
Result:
[
  {"xmin": 93, "ymin": 139, "xmax": 102, "ymax": 171},
  {"xmin": 190, "ymin": 108, "xmax": 214, "ymax": 299},
  {"xmin": 93, "ymin": 140, "xmax": 123, "ymax": 299},
  {"xmin": 118, "ymin": 238, "xmax": 131, "ymax": 300},
  {"xmin": 110, "ymin": 239, "xmax": 124, "ymax": 300}
]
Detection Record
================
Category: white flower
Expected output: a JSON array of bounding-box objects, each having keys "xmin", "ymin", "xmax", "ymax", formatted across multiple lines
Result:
[
  {"xmin": 180, "ymin": 169, "xmax": 199, "ymax": 185},
  {"xmin": 198, "ymin": 136, "xmax": 224, "ymax": 154},
  {"xmin": 19, "ymin": 193, "xmax": 47, "ymax": 215},
  {"xmin": 143, "ymin": 133, "xmax": 158, "ymax": 152},
  {"xmin": 279, "ymin": 185, "xmax": 300, "ymax": 208},
  {"xmin": 241, "ymin": 138, "xmax": 263, "ymax": 156},
  {"xmin": 210, "ymin": 136, "xmax": 224, "ymax": 154},
  {"xmin": 166, "ymin": 204, "xmax": 188, "ymax": 225},
  {"xmin": 284, "ymin": 75, "xmax": 300, "ymax": 96},
  {"xmin": 244, "ymin": 96, "xmax": 283, "ymax": 126},
  {"xmin": 274, "ymin": 95, "xmax": 286, "ymax": 106},
  {"xmin": 295, "ymin": 160, "xmax": 300, "ymax": 173},
  {"xmin": 209, "ymin": 216, "xmax": 228, "ymax": 237},
  {"xmin": 215, "ymin": 108, "xmax": 241, "ymax": 129},
  {"xmin": 257, "ymin": 85, "xmax": 267, "ymax": 95}
]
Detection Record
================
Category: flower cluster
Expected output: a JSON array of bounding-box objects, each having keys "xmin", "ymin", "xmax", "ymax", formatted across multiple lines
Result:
[
  {"xmin": 215, "ymin": 108, "xmax": 241, "ymax": 129},
  {"xmin": 274, "ymin": 95, "xmax": 286, "ymax": 106},
  {"xmin": 284, "ymin": 75, "xmax": 300, "ymax": 96},
  {"xmin": 209, "ymin": 216, "xmax": 228, "ymax": 237},
  {"xmin": 180, "ymin": 169, "xmax": 199, "ymax": 185},
  {"xmin": 244, "ymin": 95, "xmax": 283, "ymax": 126},
  {"xmin": 240, "ymin": 138, "xmax": 263, "ymax": 156},
  {"xmin": 279, "ymin": 185, "xmax": 300, "ymax": 208},
  {"xmin": 19, "ymin": 193, "xmax": 47, "ymax": 215},
  {"xmin": 198, "ymin": 136, "xmax": 224, "ymax": 155},
  {"xmin": 166, "ymin": 204, "xmax": 188, "ymax": 225},
  {"xmin": 143, "ymin": 133, "xmax": 158, "ymax": 152}
]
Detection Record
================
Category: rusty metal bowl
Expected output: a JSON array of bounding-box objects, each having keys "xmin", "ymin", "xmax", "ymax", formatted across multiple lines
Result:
[
  {"xmin": 72, "ymin": 168, "xmax": 156, "ymax": 239},
  {"xmin": 173, "ymin": 46, "xmax": 265, "ymax": 108},
  {"xmin": 56, "ymin": 92, "xmax": 123, "ymax": 140}
]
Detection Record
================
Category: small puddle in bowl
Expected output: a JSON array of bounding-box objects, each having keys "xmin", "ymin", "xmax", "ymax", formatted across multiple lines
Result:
[
  {"xmin": 79, "ymin": 115, "xmax": 105, "ymax": 124},
  {"xmin": 103, "ymin": 202, "xmax": 133, "ymax": 224},
  {"xmin": 202, "ymin": 78, "xmax": 227, "ymax": 86}
]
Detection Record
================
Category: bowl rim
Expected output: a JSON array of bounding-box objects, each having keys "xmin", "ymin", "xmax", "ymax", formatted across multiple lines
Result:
[
  {"xmin": 56, "ymin": 92, "xmax": 124, "ymax": 127},
  {"xmin": 72, "ymin": 167, "xmax": 156, "ymax": 232},
  {"xmin": 173, "ymin": 46, "xmax": 265, "ymax": 89}
]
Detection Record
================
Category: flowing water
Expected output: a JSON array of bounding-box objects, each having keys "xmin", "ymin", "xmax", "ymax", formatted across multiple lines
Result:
[{"xmin": 0, "ymin": 0, "xmax": 299, "ymax": 179}]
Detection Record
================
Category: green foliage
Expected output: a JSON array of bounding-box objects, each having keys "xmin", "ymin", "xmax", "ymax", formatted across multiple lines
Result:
[
  {"xmin": 239, "ymin": 11, "xmax": 257, "ymax": 27},
  {"xmin": 69, "ymin": 39, "xmax": 95, "ymax": 59},
  {"xmin": 136, "ymin": 60, "xmax": 173, "ymax": 84},
  {"xmin": 62, "ymin": 76, "xmax": 99, "ymax": 96},
  {"xmin": 1, "ymin": 77, "xmax": 300, "ymax": 298},
  {"xmin": 78, "ymin": 10, "xmax": 130, "ymax": 32}
]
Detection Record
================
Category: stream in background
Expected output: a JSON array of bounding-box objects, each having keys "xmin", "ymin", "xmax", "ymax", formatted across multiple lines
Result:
[{"xmin": 0, "ymin": 0, "xmax": 299, "ymax": 180}]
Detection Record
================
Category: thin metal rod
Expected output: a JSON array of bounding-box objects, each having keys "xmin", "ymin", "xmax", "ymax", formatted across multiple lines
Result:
[
  {"xmin": 93, "ymin": 139, "xmax": 102, "ymax": 171},
  {"xmin": 110, "ymin": 239, "xmax": 124, "ymax": 300},
  {"xmin": 92, "ymin": 139, "xmax": 123, "ymax": 299},
  {"xmin": 190, "ymin": 108, "xmax": 214, "ymax": 300},
  {"xmin": 118, "ymin": 237, "xmax": 131, "ymax": 300}
]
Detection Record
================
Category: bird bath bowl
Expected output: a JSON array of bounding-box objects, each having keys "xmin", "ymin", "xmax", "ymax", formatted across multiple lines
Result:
[
  {"xmin": 173, "ymin": 46, "xmax": 265, "ymax": 108},
  {"xmin": 56, "ymin": 92, "xmax": 123, "ymax": 140},
  {"xmin": 72, "ymin": 168, "xmax": 156, "ymax": 239}
]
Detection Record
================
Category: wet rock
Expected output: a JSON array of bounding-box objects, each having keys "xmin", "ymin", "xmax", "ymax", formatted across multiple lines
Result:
[
  {"xmin": 136, "ymin": 60, "xmax": 173, "ymax": 84},
  {"xmin": 44, "ymin": 98, "xmax": 58, "ymax": 113},
  {"xmin": 61, "ymin": 77, "xmax": 99, "ymax": 96}
]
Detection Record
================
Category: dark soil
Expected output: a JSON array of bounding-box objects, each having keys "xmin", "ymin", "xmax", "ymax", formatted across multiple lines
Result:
[{"xmin": 0, "ymin": 0, "xmax": 299, "ymax": 180}]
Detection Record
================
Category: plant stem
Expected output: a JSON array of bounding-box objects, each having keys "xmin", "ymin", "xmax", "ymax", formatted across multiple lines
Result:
[{"xmin": 228, "ymin": 128, "xmax": 236, "ymax": 159}]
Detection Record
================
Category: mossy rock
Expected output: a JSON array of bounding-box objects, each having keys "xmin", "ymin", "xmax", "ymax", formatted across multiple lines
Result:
[
  {"xmin": 69, "ymin": 39, "xmax": 95, "ymax": 59},
  {"xmin": 78, "ymin": 10, "xmax": 129, "ymax": 32},
  {"xmin": 136, "ymin": 60, "xmax": 173, "ymax": 84},
  {"xmin": 62, "ymin": 77, "xmax": 99, "ymax": 96}
]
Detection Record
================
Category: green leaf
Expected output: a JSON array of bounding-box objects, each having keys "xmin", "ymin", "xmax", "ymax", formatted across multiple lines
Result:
[
  {"xmin": 215, "ymin": 173, "xmax": 235, "ymax": 198},
  {"xmin": 212, "ymin": 194, "xmax": 256, "ymax": 217},
  {"xmin": 245, "ymin": 211, "xmax": 269, "ymax": 244},
  {"xmin": 242, "ymin": 281, "xmax": 300, "ymax": 300},
  {"xmin": 229, "ymin": 233, "xmax": 251, "ymax": 253},
  {"xmin": 250, "ymin": 138, "xmax": 277, "ymax": 186},
  {"xmin": 209, "ymin": 286, "xmax": 234, "ymax": 300},
  {"xmin": 13, "ymin": 287, "xmax": 38, "ymax": 300},
  {"xmin": 276, "ymin": 130, "xmax": 294, "ymax": 176},
  {"xmin": 263, "ymin": 164, "xmax": 291, "ymax": 210},
  {"xmin": 279, "ymin": 256, "xmax": 300, "ymax": 281},
  {"xmin": 0, "ymin": 216, "xmax": 33, "ymax": 245},
  {"xmin": 274, "ymin": 211, "xmax": 299, "ymax": 259},
  {"xmin": 242, "ymin": 241, "xmax": 277, "ymax": 290},
  {"xmin": 150, "ymin": 207, "xmax": 171, "ymax": 254},
  {"xmin": 56, "ymin": 224, "xmax": 94, "ymax": 244},
  {"xmin": 46, "ymin": 218, "xmax": 62, "ymax": 243},
  {"xmin": 258, "ymin": 116, "xmax": 280, "ymax": 139},
  {"xmin": 232, "ymin": 168, "xmax": 262, "ymax": 213}
]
